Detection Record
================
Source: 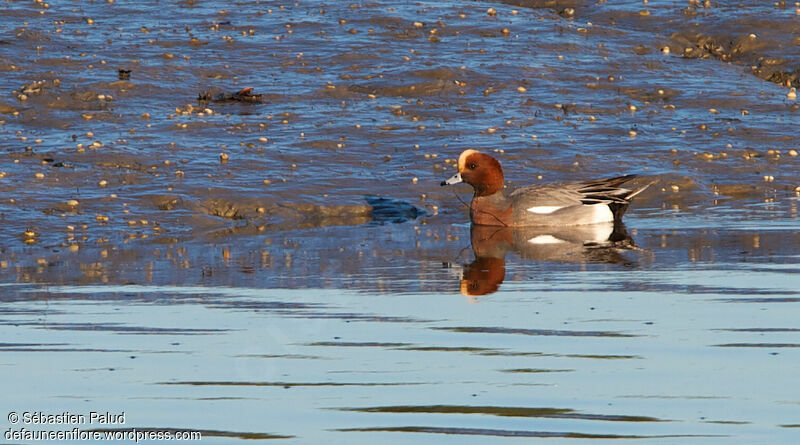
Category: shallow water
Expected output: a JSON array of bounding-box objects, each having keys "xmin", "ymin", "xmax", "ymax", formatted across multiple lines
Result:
[{"xmin": 1, "ymin": 0, "xmax": 799, "ymax": 443}]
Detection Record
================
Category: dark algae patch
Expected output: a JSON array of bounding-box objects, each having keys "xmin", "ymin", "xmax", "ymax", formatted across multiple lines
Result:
[
  {"xmin": 336, "ymin": 426, "xmax": 717, "ymax": 439},
  {"xmin": 339, "ymin": 405, "xmax": 666, "ymax": 422}
]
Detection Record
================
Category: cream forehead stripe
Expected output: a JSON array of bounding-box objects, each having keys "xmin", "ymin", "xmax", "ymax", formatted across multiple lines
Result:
[{"xmin": 457, "ymin": 149, "xmax": 480, "ymax": 172}]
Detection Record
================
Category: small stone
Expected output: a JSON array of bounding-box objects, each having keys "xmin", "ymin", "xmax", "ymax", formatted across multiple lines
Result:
[
  {"xmin": 487, "ymin": 7, "xmax": 497, "ymax": 16},
  {"xmin": 35, "ymin": 172, "xmax": 45, "ymax": 179},
  {"xmin": 66, "ymin": 199, "xmax": 79, "ymax": 207}
]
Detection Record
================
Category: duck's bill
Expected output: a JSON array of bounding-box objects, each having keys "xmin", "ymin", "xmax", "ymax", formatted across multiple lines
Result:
[{"xmin": 441, "ymin": 172, "xmax": 463, "ymax": 186}]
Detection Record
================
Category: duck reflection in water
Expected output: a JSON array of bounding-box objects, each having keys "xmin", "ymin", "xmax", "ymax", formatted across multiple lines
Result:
[{"xmin": 460, "ymin": 222, "xmax": 637, "ymax": 298}]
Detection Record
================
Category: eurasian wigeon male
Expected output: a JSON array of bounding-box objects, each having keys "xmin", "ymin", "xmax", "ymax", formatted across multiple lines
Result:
[{"xmin": 441, "ymin": 149, "xmax": 649, "ymax": 227}]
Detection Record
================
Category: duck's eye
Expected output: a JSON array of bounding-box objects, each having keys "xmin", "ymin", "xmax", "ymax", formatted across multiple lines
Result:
[{"xmin": 468, "ymin": 163, "xmax": 477, "ymax": 170}]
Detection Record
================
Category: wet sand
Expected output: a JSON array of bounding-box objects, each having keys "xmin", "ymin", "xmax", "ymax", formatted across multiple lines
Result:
[{"xmin": 1, "ymin": 0, "xmax": 799, "ymax": 443}]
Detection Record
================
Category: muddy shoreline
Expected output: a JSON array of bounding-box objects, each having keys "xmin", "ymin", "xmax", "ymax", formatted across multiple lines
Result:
[{"xmin": 1, "ymin": 0, "xmax": 799, "ymax": 286}]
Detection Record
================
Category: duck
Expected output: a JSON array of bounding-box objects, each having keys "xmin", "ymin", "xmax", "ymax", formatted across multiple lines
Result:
[{"xmin": 441, "ymin": 149, "xmax": 649, "ymax": 227}]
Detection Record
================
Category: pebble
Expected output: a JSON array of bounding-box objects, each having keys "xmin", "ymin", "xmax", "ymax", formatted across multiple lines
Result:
[
  {"xmin": 34, "ymin": 172, "xmax": 45, "ymax": 179},
  {"xmin": 99, "ymin": 180, "xmax": 108, "ymax": 187},
  {"xmin": 220, "ymin": 153, "xmax": 229, "ymax": 161},
  {"xmin": 66, "ymin": 199, "xmax": 79, "ymax": 207},
  {"xmin": 789, "ymin": 149, "xmax": 798, "ymax": 157},
  {"xmin": 788, "ymin": 88, "xmax": 797, "ymax": 100},
  {"xmin": 487, "ymin": 7, "xmax": 497, "ymax": 16}
]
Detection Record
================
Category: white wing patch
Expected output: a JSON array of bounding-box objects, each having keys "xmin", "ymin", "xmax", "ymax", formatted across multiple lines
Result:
[
  {"xmin": 526, "ymin": 206, "xmax": 564, "ymax": 214},
  {"xmin": 527, "ymin": 235, "xmax": 565, "ymax": 244}
]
